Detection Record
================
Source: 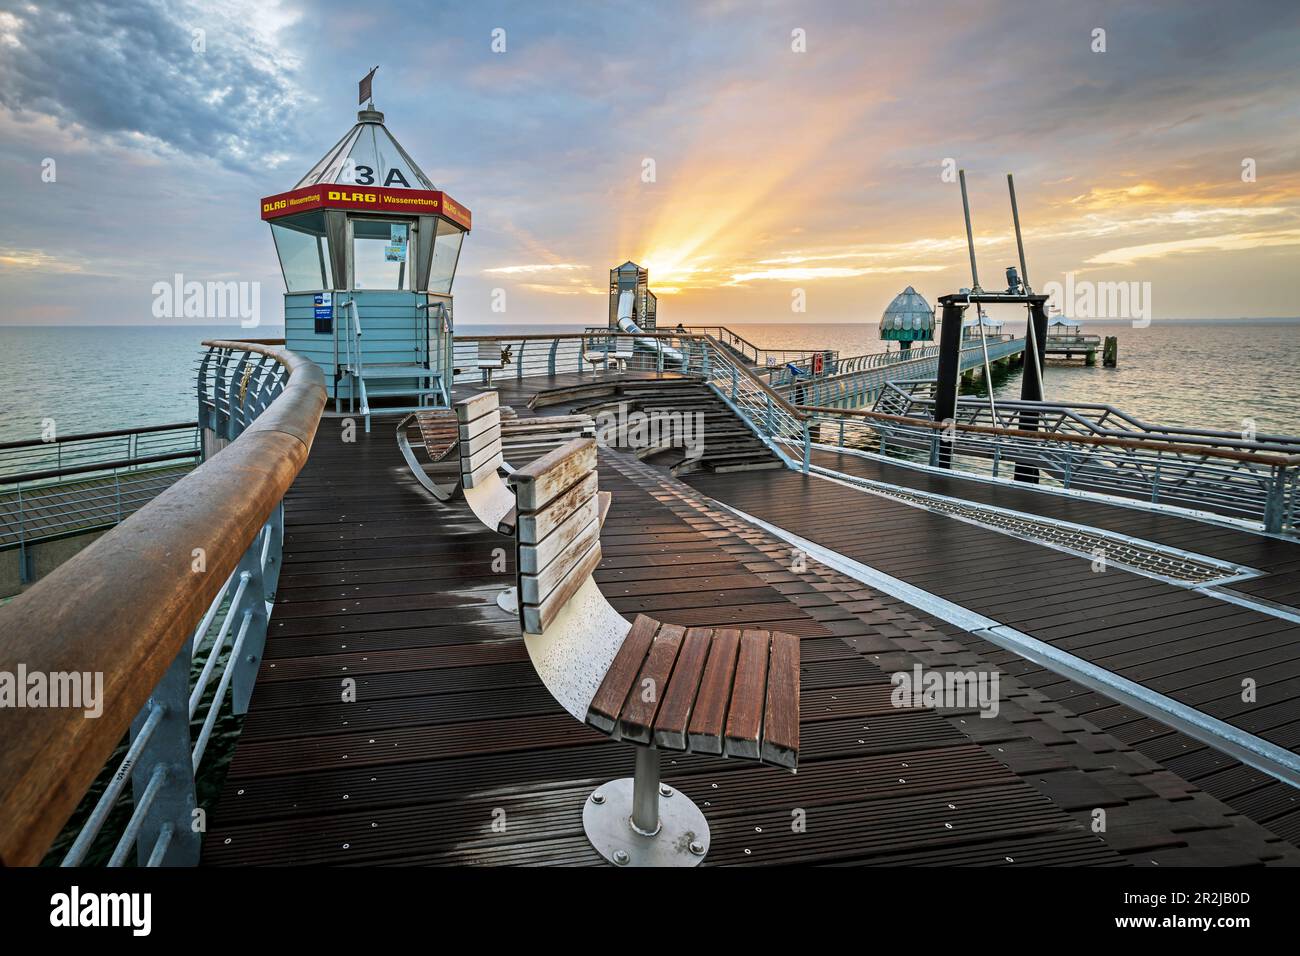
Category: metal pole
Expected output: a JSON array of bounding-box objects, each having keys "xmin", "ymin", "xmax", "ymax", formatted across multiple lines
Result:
[
  {"xmin": 976, "ymin": 304, "xmax": 997, "ymax": 419},
  {"xmin": 959, "ymin": 169, "xmax": 981, "ymax": 292},
  {"xmin": 1007, "ymin": 173, "xmax": 1031, "ymax": 293},
  {"xmin": 631, "ymin": 746, "xmax": 661, "ymax": 835},
  {"xmin": 1008, "ymin": 168, "xmax": 1046, "ymax": 425}
]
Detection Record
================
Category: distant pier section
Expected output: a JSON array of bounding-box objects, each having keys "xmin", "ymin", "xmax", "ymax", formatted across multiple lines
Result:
[{"xmin": 1042, "ymin": 312, "xmax": 1118, "ymax": 366}]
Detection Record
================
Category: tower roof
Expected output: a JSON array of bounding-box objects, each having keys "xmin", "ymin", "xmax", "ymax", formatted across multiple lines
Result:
[
  {"xmin": 295, "ymin": 109, "xmax": 436, "ymax": 190},
  {"xmin": 259, "ymin": 108, "xmax": 471, "ymax": 230}
]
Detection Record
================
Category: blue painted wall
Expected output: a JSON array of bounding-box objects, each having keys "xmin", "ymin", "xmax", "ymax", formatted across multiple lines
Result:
[{"xmin": 285, "ymin": 291, "xmax": 432, "ymax": 401}]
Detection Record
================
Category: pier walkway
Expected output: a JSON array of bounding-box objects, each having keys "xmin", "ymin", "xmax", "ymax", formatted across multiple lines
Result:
[
  {"xmin": 200, "ymin": 372, "xmax": 1299, "ymax": 865},
  {"xmin": 688, "ymin": 450, "xmax": 1300, "ymax": 844}
]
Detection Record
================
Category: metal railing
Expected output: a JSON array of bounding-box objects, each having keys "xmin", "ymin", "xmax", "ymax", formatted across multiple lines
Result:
[
  {"xmin": 0, "ymin": 340, "xmax": 326, "ymax": 866},
  {"xmin": 771, "ymin": 338, "xmax": 1025, "ymax": 409},
  {"xmin": 1044, "ymin": 334, "xmax": 1102, "ymax": 347},
  {"xmin": 453, "ymin": 328, "xmax": 1299, "ymax": 534},
  {"xmin": 1, "ymin": 423, "xmax": 203, "ymax": 572},
  {"xmin": 797, "ymin": 394, "xmax": 1300, "ymax": 535},
  {"xmin": 338, "ymin": 297, "xmax": 368, "ymax": 418},
  {"xmin": 876, "ymin": 380, "xmax": 1300, "ymax": 453},
  {"xmin": 0, "ymin": 421, "xmax": 199, "ymax": 482},
  {"xmin": 690, "ymin": 333, "xmax": 812, "ymax": 471},
  {"xmin": 677, "ymin": 325, "xmax": 830, "ymax": 368},
  {"xmin": 453, "ymin": 331, "xmax": 706, "ymax": 383},
  {"xmin": 766, "ymin": 344, "xmax": 943, "ymax": 386}
]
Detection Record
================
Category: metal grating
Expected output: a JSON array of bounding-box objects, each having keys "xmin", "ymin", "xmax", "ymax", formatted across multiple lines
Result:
[{"xmin": 817, "ymin": 471, "xmax": 1254, "ymax": 587}]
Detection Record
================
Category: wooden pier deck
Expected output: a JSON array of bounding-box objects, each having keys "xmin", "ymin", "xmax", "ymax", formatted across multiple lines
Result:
[
  {"xmin": 201, "ymin": 375, "xmax": 1300, "ymax": 865},
  {"xmin": 688, "ymin": 450, "xmax": 1300, "ymax": 844}
]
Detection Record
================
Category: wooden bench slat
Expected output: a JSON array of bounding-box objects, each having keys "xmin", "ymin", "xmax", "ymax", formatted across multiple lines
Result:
[
  {"xmin": 586, "ymin": 615, "xmax": 661, "ymax": 733},
  {"xmin": 501, "ymin": 416, "xmax": 593, "ymax": 433},
  {"xmin": 652, "ymin": 627, "xmax": 712, "ymax": 751},
  {"xmin": 516, "ymin": 472, "xmax": 598, "ymax": 543},
  {"xmin": 508, "ymin": 439, "xmax": 597, "ymax": 511},
  {"xmin": 460, "ymin": 425, "xmax": 501, "ymax": 458},
  {"xmin": 761, "ymin": 631, "xmax": 799, "ymax": 768},
  {"xmin": 723, "ymin": 630, "xmax": 770, "ymax": 761},
  {"xmin": 455, "ymin": 391, "xmax": 498, "ymax": 424},
  {"xmin": 463, "ymin": 451, "xmax": 503, "ymax": 489},
  {"xmin": 462, "ymin": 437, "xmax": 503, "ymax": 475},
  {"xmin": 520, "ymin": 521, "xmax": 600, "ymax": 604},
  {"xmin": 520, "ymin": 541, "xmax": 603, "ymax": 634},
  {"xmin": 618, "ymin": 623, "xmax": 685, "ymax": 744},
  {"xmin": 458, "ymin": 408, "xmax": 500, "ymax": 443},
  {"xmin": 518, "ymin": 500, "xmax": 598, "ymax": 574},
  {"xmin": 686, "ymin": 628, "xmax": 740, "ymax": 754}
]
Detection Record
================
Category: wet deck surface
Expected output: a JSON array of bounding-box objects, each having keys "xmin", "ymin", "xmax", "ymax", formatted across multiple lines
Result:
[
  {"xmin": 687, "ymin": 459, "xmax": 1300, "ymax": 761},
  {"xmin": 203, "ymin": 375, "xmax": 1300, "ymax": 864},
  {"xmin": 806, "ymin": 448, "xmax": 1300, "ymax": 603}
]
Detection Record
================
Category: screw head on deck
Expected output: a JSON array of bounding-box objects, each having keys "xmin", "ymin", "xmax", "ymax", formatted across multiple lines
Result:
[
  {"xmin": 591, "ymin": 791, "xmax": 606, "ymax": 805},
  {"xmin": 659, "ymin": 784, "xmax": 673, "ymax": 797},
  {"xmin": 689, "ymin": 841, "xmax": 706, "ymax": 856},
  {"xmin": 613, "ymin": 850, "xmax": 630, "ymax": 866}
]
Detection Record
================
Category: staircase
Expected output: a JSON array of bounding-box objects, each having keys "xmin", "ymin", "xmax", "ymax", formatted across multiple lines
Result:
[
  {"xmin": 338, "ymin": 298, "xmax": 449, "ymax": 432},
  {"xmin": 531, "ymin": 378, "xmax": 783, "ymax": 475}
]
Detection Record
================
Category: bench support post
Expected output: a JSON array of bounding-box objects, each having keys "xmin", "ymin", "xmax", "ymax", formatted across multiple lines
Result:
[
  {"xmin": 631, "ymin": 746, "xmax": 661, "ymax": 836},
  {"xmin": 582, "ymin": 745, "xmax": 710, "ymax": 867}
]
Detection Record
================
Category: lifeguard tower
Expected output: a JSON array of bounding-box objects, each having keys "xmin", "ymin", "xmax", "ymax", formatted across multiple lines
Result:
[{"xmin": 260, "ymin": 99, "xmax": 471, "ymax": 431}]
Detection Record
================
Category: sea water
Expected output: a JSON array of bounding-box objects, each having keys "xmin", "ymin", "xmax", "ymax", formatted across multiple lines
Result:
[{"xmin": 1, "ymin": 320, "xmax": 1297, "ymax": 443}]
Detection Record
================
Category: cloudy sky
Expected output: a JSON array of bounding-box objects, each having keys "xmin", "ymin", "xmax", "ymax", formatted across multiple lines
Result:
[{"xmin": 1, "ymin": 0, "xmax": 1298, "ymax": 326}]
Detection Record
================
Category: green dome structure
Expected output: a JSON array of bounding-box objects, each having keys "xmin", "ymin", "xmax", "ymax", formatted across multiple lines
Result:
[{"xmin": 880, "ymin": 285, "xmax": 936, "ymax": 351}]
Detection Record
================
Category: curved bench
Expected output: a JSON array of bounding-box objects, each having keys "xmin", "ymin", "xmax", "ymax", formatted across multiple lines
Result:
[
  {"xmin": 396, "ymin": 391, "xmax": 592, "ymax": 527},
  {"xmin": 396, "ymin": 405, "xmax": 514, "ymax": 502},
  {"xmin": 506, "ymin": 437, "xmax": 800, "ymax": 866}
]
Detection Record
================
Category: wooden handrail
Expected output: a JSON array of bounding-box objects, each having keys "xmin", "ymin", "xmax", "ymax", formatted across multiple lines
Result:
[
  {"xmin": 0, "ymin": 341, "xmax": 325, "ymax": 866},
  {"xmin": 799, "ymin": 404, "xmax": 1300, "ymax": 467}
]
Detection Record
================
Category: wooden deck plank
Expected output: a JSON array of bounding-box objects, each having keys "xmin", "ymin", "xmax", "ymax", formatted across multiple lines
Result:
[{"xmin": 687, "ymin": 465, "xmax": 1300, "ymax": 757}]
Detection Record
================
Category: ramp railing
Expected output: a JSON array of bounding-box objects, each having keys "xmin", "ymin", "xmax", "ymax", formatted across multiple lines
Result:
[
  {"xmin": 768, "ymin": 338, "xmax": 1025, "ymax": 408},
  {"xmin": 452, "ymin": 330, "xmax": 705, "ymax": 383},
  {"xmin": 0, "ymin": 340, "xmax": 326, "ymax": 866},
  {"xmin": 797, "ymin": 401, "xmax": 1300, "ymax": 536}
]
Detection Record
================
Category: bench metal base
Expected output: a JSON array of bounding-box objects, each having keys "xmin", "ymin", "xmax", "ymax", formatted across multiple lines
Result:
[{"xmin": 583, "ymin": 747, "xmax": 709, "ymax": 867}]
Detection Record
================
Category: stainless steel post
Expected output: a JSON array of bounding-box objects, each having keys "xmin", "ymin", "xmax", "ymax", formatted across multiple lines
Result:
[
  {"xmin": 959, "ymin": 169, "xmax": 980, "ymax": 291},
  {"xmin": 630, "ymin": 746, "xmax": 661, "ymax": 835}
]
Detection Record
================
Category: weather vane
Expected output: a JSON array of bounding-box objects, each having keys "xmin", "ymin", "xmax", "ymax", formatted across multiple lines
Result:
[{"xmin": 359, "ymin": 65, "xmax": 379, "ymax": 107}]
